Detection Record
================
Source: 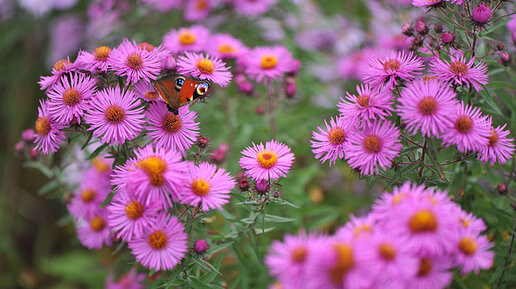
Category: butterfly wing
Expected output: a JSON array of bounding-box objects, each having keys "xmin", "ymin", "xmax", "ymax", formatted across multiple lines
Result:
[
  {"xmin": 152, "ymin": 75, "xmax": 181, "ymax": 114},
  {"xmin": 152, "ymin": 74, "xmax": 213, "ymax": 114}
]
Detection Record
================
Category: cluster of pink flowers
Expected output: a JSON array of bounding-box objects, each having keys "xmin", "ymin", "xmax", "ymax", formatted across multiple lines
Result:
[
  {"xmin": 311, "ymin": 48, "xmax": 514, "ymax": 174},
  {"xmin": 266, "ymin": 182, "xmax": 494, "ymax": 289}
]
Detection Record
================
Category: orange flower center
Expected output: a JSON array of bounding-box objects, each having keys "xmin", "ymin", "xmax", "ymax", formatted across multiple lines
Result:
[
  {"xmin": 357, "ymin": 95, "xmax": 370, "ymax": 108},
  {"xmin": 261, "ymin": 54, "xmax": 278, "ymax": 70},
  {"xmin": 138, "ymin": 42, "xmax": 154, "ymax": 52},
  {"xmin": 450, "ymin": 61, "xmax": 468, "ymax": 75},
  {"xmin": 105, "ymin": 105, "xmax": 126, "ymax": 123},
  {"xmin": 126, "ymin": 53, "xmax": 143, "ymax": 70},
  {"xmin": 178, "ymin": 31, "xmax": 196, "ymax": 45},
  {"xmin": 455, "ymin": 116, "xmax": 473, "ymax": 134},
  {"xmin": 488, "ymin": 129, "xmax": 499, "ymax": 146},
  {"xmin": 35, "ymin": 117, "xmax": 51, "ymax": 136},
  {"xmin": 80, "ymin": 189, "xmax": 96, "ymax": 203},
  {"xmin": 62, "ymin": 88, "xmax": 81, "ymax": 106},
  {"xmin": 196, "ymin": 58, "xmax": 215, "ymax": 74},
  {"xmin": 93, "ymin": 46, "xmax": 111, "ymax": 61},
  {"xmin": 383, "ymin": 59, "xmax": 400, "ymax": 71},
  {"xmin": 392, "ymin": 193, "xmax": 406, "ymax": 204},
  {"xmin": 125, "ymin": 200, "xmax": 144, "ymax": 220},
  {"xmin": 92, "ymin": 157, "xmax": 110, "ymax": 173},
  {"xmin": 148, "ymin": 230, "xmax": 168, "ymax": 250},
  {"xmin": 363, "ymin": 135, "xmax": 382, "ymax": 153},
  {"xmin": 191, "ymin": 178, "xmax": 211, "ymax": 196},
  {"xmin": 90, "ymin": 216, "xmax": 106, "ymax": 232},
  {"xmin": 409, "ymin": 210, "xmax": 438, "ymax": 233},
  {"xmin": 53, "ymin": 59, "xmax": 71, "ymax": 72},
  {"xmin": 218, "ymin": 43, "xmax": 237, "ymax": 54},
  {"xmin": 162, "ymin": 113, "xmax": 182, "ymax": 133},
  {"xmin": 145, "ymin": 91, "xmax": 158, "ymax": 100},
  {"xmin": 379, "ymin": 243, "xmax": 396, "ymax": 260},
  {"xmin": 137, "ymin": 156, "xmax": 167, "ymax": 187},
  {"xmin": 328, "ymin": 127, "xmax": 346, "ymax": 145},
  {"xmin": 353, "ymin": 224, "xmax": 372, "ymax": 237},
  {"xmin": 417, "ymin": 258, "xmax": 432, "ymax": 277},
  {"xmin": 291, "ymin": 246, "xmax": 307, "ymax": 263},
  {"xmin": 328, "ymin": 244, "xmax": 354, "ymax": 284},
  {"xmin": 196, "ymin": 0, "xmax": 207, "ymax": 9},
  {"xmin": 418, "ymin": 96, "xmax": 437, "ymax": 115},
  {"xmin": 256, "ymin": 150, "xmax": 278, "ymax": 169},
  {"xmin": 458, "ymin": 237, "xmax": 477, "ymax": 255}
]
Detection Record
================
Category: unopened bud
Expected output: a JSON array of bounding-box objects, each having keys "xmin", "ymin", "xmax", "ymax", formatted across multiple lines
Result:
[
  {"xmin": 402, "ymin": 23, "xmax": 413, "ymax": 36},
  {"xmin": 255, "ymin": 106, "xmax": 265, "ymax": 115},
  {"xmin": 255, "ymin": 180, "xmax": 269, "ymax": 194},
  {"xmin": 238, "ymin": 81, "xmax": 254, "ymax": 95},
  {"xmin": 441, "ymin": 32, "xmax": 455, "ymax": 44},
  {"xmin": 287, "ymin": 59, "xmax": 301, "ymax": 76},
  {"xmin": 285, "ymin": 82, "xmax": 296, "ymax": 98},
  {"xmin": 498, "ymin": 52, "xmax": 511, "ymax": 66},
  {"xmin": 497, "ymin": 184, "xmax": 508, "ymax": 195},
  {"xmin": 196, "ymin": 136, "xmax": 210, "ymax": 148},
  {"xmin": 22, "ymin": 129, "xmax": 36, "ymax": 142},
  {"xmin": 239, "ymin": 178, "xmax": 250, "ymax": 191},
  {"xmin": 472, "ymin": 4, "xmax": 492, "ymax": 25},
  {"xmin": 433, "ymin": 24, "xmax": 443, "ymax": 33},
  {"xmin": 194, "ymin": 239, "xmax": 208, "ymax": 254},
  {"xmin": 416, "ymin": 19, "xmax": 428, "ymax": 35}
]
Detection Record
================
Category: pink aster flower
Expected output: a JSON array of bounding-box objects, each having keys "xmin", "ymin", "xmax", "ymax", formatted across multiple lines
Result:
[
  {"xmin": 345, "ymin": 120, "xmax": 401, "ymax": 175},
  {"xmin": 239, "ymin": 140, "xmax": 295, "ymax": 181},
  {"xmin": 77, "ymin": 209, "xmax": 112, "ymax": 249},
  {"xmin": 75, "ymin": 46, "xmax": 112, "ymax": 72},
  {"xmin": 184, "ymin": 0, "xmax": 211, "ymax": 22},
  {"xmin": 47, "ymin": 73, "xmax": 97, "ymax": 125},
  {"xmin": 265, "ymin": 233, "xmax": 319, "ymax": 289},
  {"xmin": 244, "ymin": 46, "xmax": 294, "ymax": 83},
  {"xmin": 34, "ymin": 100, "xmax": 66, "ymax": 154},
  {"xmin": 338, "ymin": 214, "xmax": 377, "ymax": 240},
  {"xmin": 337, "ymin": 84, "xmax": 394, "ymax": 124},
  {"xmin": 112, "ymin": 145, "xmax": 188, "ymax": 207},
  {"xmin": 405, "ymin": 255, "xmax": 453, "ymax": 289},
  {"xmin": 454, "ymin": 207, "xmax": 487, "ymax": 234},
  {"xmin": 180, "ymin": 162, "xmax": 236, "ymax": 211},
  {"xmin": 85, "ymin": 86, "xmax": 145, "ymax": 146},
  {"xmin": 440, "ymin": 102, "xmax": 491, "ymax": 153},
  {"xmin": 454, "ymin": 229, "xmax": 494, "ymax": 274},
  {"xmin": 477, "ymin": 123, "xmax": 515, "ymax": 166},
  {"xmin": 429, "ymin": 53, "xmax": 488, "ymax": 91},
  {"xmin": 207, "ymin": 34, "xmax": 247, "ymax": 59},
  {"xmin": 363, "ymin": 50, "xmax": 424, "ymax": 88},
  {"xmin": 372, "ymin": 182, "xmax": 427, "ymax": 222},
  {"xmin": 162, "ymin": 26, "xmax": 210, "ymax": 55},
  {"xmin": 398, "ymin": 78, "xmax": 458, "ymax": 137},
  {"xmin": 311, "ymin": 116, "xmax": 355, "ymax": 166},
  {"xmin": 127, "ymin": 213, "xmax": 187, "ymax": 271},
  {"xmin": 68, "ymin": 180, "xmax": 111, "ymax": 220},
  {"xmin": 232, "ymin": 0, "xmax": 277, "ymax": 16},
  {"xmin": 106, "ymin": 269, "xmax": 146, "ymax": 289},
  {"xmin": 133, "ymin": 80, "xmax": 161, "ymax": 102},
  {"xmin": 107, "ymin": 187, "xmax": 161, "ymax": 241},
  {"xmin": 176, "ymin": 52, "xmax": 232, "ymax": 87},
  {"xmin": 146, "ymin": 102, "xmax": 200, "ymax": 152},
  {"xmin": 108, "ymin": 38, "xmax": 160, "ymax": 85},
  {"xmin": 38, "ymin": 58, "xmax": 77, "ymax": 90}
]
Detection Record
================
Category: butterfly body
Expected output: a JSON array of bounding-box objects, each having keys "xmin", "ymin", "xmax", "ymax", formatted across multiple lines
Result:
[{"xmin": 152, "ymin": 73, "xmax": 212, "ymax": 114}]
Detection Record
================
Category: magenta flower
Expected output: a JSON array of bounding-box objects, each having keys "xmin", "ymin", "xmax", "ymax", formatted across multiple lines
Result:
[
  {"xmin": 68, "ymin": 180, "xmax": 111, "ymax": 220},
  {"xmin": 207, "ymin": 34, "xmax": 247, "ymax": 59},
  {"xmin": 108, "ymin": 39, "xmax": 160, "ymax": 85},
  {"xmin": 107, "ymin": 188, "xmax": 161, "ymax": 241},
  {"xmin": 244, "ymin": 46, "xmax": 294, "ymax": 83},
  {"xmin": 34, "ymin": 100, "xmax": 66, "ymax": 154},
  {"xmin": 440, "ymin": 102, "xmax": 491, "ymax": 153},
  {"xmin": 38, "ymin": 58, "xmax": 77, "ymax": 90},
  {"xmin": 454, "ymin": 207, "xmax": 487, "ymax": 234},
  {"xmin": 133, "ymin": 80, "xmax": 161, "ymax": 102},
  {"xmin": 85, "ymin": 86, "xmax": 145, "ymax": 146},
  {"xmin": 162, "ymin": 26, "xmax": 210, "ymax": 55},
  {"xmin": 429, "ymin": 53, "xmax": 488, "ymax": 91},
  {"xmin": 477, "ymin": 124, "xmax": 515, "ymax": 166},
  {"xmin": 405, "ymin": 255, "xmax": 453, "ymax": 289},
  {"xmin": 47, "ymin": 73, "xmax": 97, "ymax": 125},
  {"xmin": 75, "ymin": 46, "xmax": 112, "ymax": 72},
  {"xmin": 338, "ymin": 84, "xmax": 394, "ymax": 124},
  {"xmin": 239, "ymin": 140, "xmax": 295, "ymax": 181},
  {"xmin": 184, "ymin": 0, "xmax": 211, "ymax": 22},
  {"xmin": 398, "ymin": 78, "xmax": 458, "ymax": 137},
  {"xmin": 180, "ymin": 162, "xmax": 236, "ymax": 211},
  {"xmin": 176, "ymin": 52, "xmax": 232, "ymax": 87},
  {"xmin": 77, "ymin": 210, "xmax": 112, "ymax": 249},
  {"xmin": 454, "ymin": 229, "xmax": 494, "ymax": 274},
  {"xmin": 146, "ymin": 102, "xmax": 200, "ymax": 152},
  {"xmin": 112, "ymin": 145, "xmax": 188, "ymax": 207},
  {"xmin": 338, "ymin": 214, "xmax": 376, "ymax": 240},
  {"xmin": 311, "ymin": 116, "xmax": 355, "ymax": 166},
  {"xmin": 345, "ymin": 120, "xmax": 401, "ymax": 175},
  {"xmin": 472, "ymin": 4, "xmax": 492, "ymax": 25},
  {"xmin": 363, "ymin": 50, "xmax": 424, "ymax": 88},
  {"xmin": 233, "ymin": 0, "xmax": 277, "ymax": 16},
  {"xmin": 127, "ymin": 214, "xmax": 187, "ymax": 271}
]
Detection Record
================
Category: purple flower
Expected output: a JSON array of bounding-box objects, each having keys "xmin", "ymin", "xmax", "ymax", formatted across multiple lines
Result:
[
  {"xmin": 38, "ymin": 58, "xmax": 77, "ymax": 91},
  {"xmin": 472, "ymin": 4, "xmax": 492, "ymax": 25},
  {"xmin": 244, "ymin": 46, "xmax": 294, "ymax": 83},
  {"xmin": 184, "ymin": 0, "xmax": 211, "ymax": 22},
  {"xmin": 477, "ymin": 123, "xmax": 515, "ymax": 165},
  {"xmin": 108, "ymin": 39, "xmax": 160, "ymax": 85},
  {"xmin": 34, "ymin": 100, "xmax": 66, "ymax": 154},
  {"xmin": 454, "ymin": 229, "xmax": 494, "ymax": 274},
  {"xmin": 207, "ymin": 34, "xmax": 247, "ymax": 59},
  {"xmin": 176, "ymin": 52, "xmax": 232, "ymax": 87},
  {"xmin": 162, "ymin": 26, "xmax": 210, "ymax": 55},
  {"xmin": 239, "ymin": 140, "xmax": 295, "ymax": 181},
  {"xmin": 76, "ymin": 46, "xmax": 112, "ymax": 72},
  {"xmin": 232, "ymin": 0, "xmax": 277, "ymax": 16},
  {"xmin": 77, "ymin": 209, "xmax": 112, "ymax": 249},
  {"xmin": 363, "ymin": 50, "xmax": 424, "ymax": 88},
  {"xmin": 429, "ymin": 53, "xmax": 488, "ymax": 91},
  {"xmin": 405, "ymin": 255, "xmax": 453, "ymax": 289},
  {"xmin": 311, "ymin": 116, "xmax": 355, "ymax": 166},
  {"xmin": 68, "ymin": 179, "xmax": 110, "ymax": 220},
  {"xmin": 338, "ymin": 84, "xmax": 394, "ymax": 124}
]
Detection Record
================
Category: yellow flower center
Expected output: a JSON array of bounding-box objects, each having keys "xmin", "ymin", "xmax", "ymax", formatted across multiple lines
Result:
[
  {"xmin": 178, "ymin": 31, "xmax": 196, "ymax": 45},
  {"xmin": 148, "ymin": 230, "xmax": 168, "ymax": 250},
  {"xmin": 417, "ymin": 258, "xmax": 432, "ymax": 277},
  {"xmin": 418, "ymin": 96, "xmax": 437, "ymax": 115},
  {"xmin": 328, "ymin": 128, "xmax": 346, "ymax": 145},
  {"xmin": 450, "ymin": 61, "xmax": 468, "ymax": 75},
  {"xmin": 383, "ymin": 59, "xmax": 400, "ymax": 71},
  {"xmin": 93, "ymin": 46, "xmax": 111, "ymax": 61},
  {"xmin": 162, "ymin": 113, "xmax": 182, "ymax": 133},
  {"xmin": 90, "ymin": 216, "xmax": 106, "ymax": 232},
  {"xmin": 260, "ymin": 54, "xmax": 278, "ymax": 70},
  {"xmin": 218, "ymin": 43, "xmax": 237, "ymax": 54},
  {"xmin": 92, "ymin": 157, "xmax": 110, "ymax": 173},
  {"xmin": 329, "ymin": 244, "xmax": 354, "ymax": 284},
  {"xmin": 80, "ymin": 189, "xmax": 96, "ymax": 203},
  {"xmin": 191, "ymin": 178, "xmax": 211, "ymax": 196},
  {"xmin": 455, "ymin": 116, "xmax": 473, "ymax": 134},
  {"xmin": 458, "ymin": 237, "xmax": 477, "ymax": 255},
  {"xmin": 62, "ymin": 88, "xmax": 81, "ymax": 106},
  {"xmin": 409, "ymin": 210, "xmax": 438, "ymax": 233},
  {"xmin": 138, "ymin": 156, "xmax": 167, "ymax": 187},
  {"xmin": 125, "ymin": 200, "xmax": 144, "ymax": 220},
  {"xmin": 35, "ymin": 117, "xmax": 51, "ymax": 136},
  {"xmin": 256, "ymin": 150, "xmax": 278, "ymax": 169},
  {"xmin": 105, "ymin": 105, "xmax": 126, "ymax": 123},
  {"xmin": 291, "ymin": 246, "xmax": 308, "ymax": 263},
  {"xmin": 126, "ymin": 53, "xmax": 143, "ymax": 70},
  {"xmin": 53, "ymin": 59, "xmax": 71, "ymax": 72},
  {"xmin": 196, "ymin": 58, "xmax": 215, "ymax": 74},
  {"xmin": 363, "ymin": 135, "xmax": 382, "ymax": 153},
  {"xmin": 379, "ymin": 243, "xmax": 396, "ymax": 260}
]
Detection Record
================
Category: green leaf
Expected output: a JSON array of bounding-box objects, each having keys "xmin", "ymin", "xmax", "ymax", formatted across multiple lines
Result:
[
  {"xmin": 81, "ymin": 132, "xmax": 94, "ymax": 150},
  {"xmin": 191, "ymin": 257, "xmax": 222, "ymax": 276},
  {"xmin": 87, "ymin": 143, "xmax": 108, "ymax": 160},
  {"xmin": 23, "ymin": 161, "xmax": 54, "ymax": 178},
  {"xmin": 264, "ymin": 214, "xmax": 296, "ymax": 223},
  {"xmin": 206, "ymin": 241, "xmax": 234, "ymax": 255}
]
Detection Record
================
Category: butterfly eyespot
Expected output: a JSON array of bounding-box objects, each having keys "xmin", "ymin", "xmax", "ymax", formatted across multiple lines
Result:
[
  {"xmin": 175, "ymin": 76, "xmax": 186, "ymax": 90},
  {"xmin": 196, "ymin": 82, "xmax": 210, "ymax": 96}
]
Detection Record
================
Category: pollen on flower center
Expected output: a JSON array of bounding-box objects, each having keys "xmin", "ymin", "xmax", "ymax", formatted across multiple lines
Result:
[
  {"xmin": 126, "ymin": 53, "xmax": 143, "ymax": 70},
  {"xmin": 383, "ymin": 59, "xmax": 400, "ymax": 72},
  {"xmin": 105, "ymin": 105, "xmax": 126, "ymax": 123},
  {"xmin": 178, "ymin": 31, "xmax": 196, "ymax": 45},
  {"xmin": 81, "ymin": 189, "xmax": 96, "ymax": 203},
  {"xmin": 261, "ymin": 54, "xmax": 278, "ymax": 70},
  {"xmin": 35, "ymin": 117, "xmax": 51, "ymax": 136},
  {"xmin": 196, "ymin": 58, "xmax": 215, "ymax": 74},
  {"xmin": 488, "ymin": 129, "xmax": 499, "ymax": 146},
  {"xmin": 379, "ymin": 243, "xmax": 396, "ymax": 260},
  {"xmin": 329, "ymin": 244, "xmax": 354, "ymax": 284},
  {"xmin": 145, "ymin": 91, "xmax": 159, "ymax": 100},
  {"xmin": 191, "ymin": 178, "xmax": 211, "ymax": 196},
  {"xmin": 257, "ymin": 150, "xmax": 278, "ymax": 169},
  {"xmin": 291, "ymin": 246, "xmax": 307, "ymax": 263},
  {"xmin": 138, "ymin": 42, "xmax": 154, "ymax": 52},
  {"xmin": 450, "ymin": 61, "xmax": 468, "ymax": 75},
  {"xmin": 218, "ymin": 44, "xmax": 237, "ymax": 53},
  {"xmin": 458, "ymin": 237, "xmax": 477, "ymax": 255},
  {"xmin": 357, "ymin": 95, "xmax": 370, "ymax": 108},
  {"xmin": 53, "ymin": 59, "xmax": 70, "ymax": 72},
  {"xmin": 417, "ymin": 258, "xmax": 432, "ymax": 277},
  {"xmin": 455, "ymin": 116, "xmax": 473, "ymax": 134},
  {"xmin": 138, "ymin": 156, "xmax": 167, "ymax": 187},
  {"xmin": 196, "ymin": 0, "xmax": 207, "ymax": 9},
  {"xmin": 94, "ymin": 46, "xmax": 111, "ymax": 61},
  {"xmin": 328, "ymin": 127, "xmax": 346, "ymax": 145},
  {"xmin": 409, "ymin": 210, "xmax": 438, "ymax": 233},
  {"xmin": 148, "ymin": 230, "xmax": 168, "ymax": 250},
  {"xmin": 418, "ymin": 96, "xmax": 437, "ymax": 115},
  {"xmin": 90, "ymin": 216, "xmax": 106, "ymax": 232},
  {"xmin": 363, "ymin": 135, "xmax": 382, "ymax": 153},
  {"xmin": 162, "ymin": 113, "xmax": 182, "ymax": 133},
  {"xmin": 62, "ymin": 88, "xmax": 81, "ymax": 106},
  {"xmin": 125, "ymin": 200, "xmax": 144, "ymax": 220}
]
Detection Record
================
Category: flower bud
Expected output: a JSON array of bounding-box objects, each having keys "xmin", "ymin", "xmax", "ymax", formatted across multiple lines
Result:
[
  {"xmin": 433, "ymin": 23, "xmax": 443, "ymax": 33},
  {"xmin": 255, "ymin": 106, "xmax": 265, "ymax": 115},
  {"xmin": 416, "ymin": 19, "xmax": 428, "ymax": 35},
  {"xmin": 498, "ymin": 52, "xmax": 511, "ymax": 66},
  {"xmin": 196, "ymin": 136, "xmax": 210, "ymax": 148},
  {"xmin": 285, "ymin": 82, "xmax": 296, "ymax": 98},
  {"xmin": 239, "ymin": 178, "xmax": 250, "ymax": 191},
  {"xmin": 238, "ymin": 81, "xmax": 254, "ymax": 95},
  {"xmin": 29, "ymin": 147, "xmax": 39, "ymax": 158},
  {"xmin": 209, "ymin": 143, "xmax": 229, "ymax": 164},
  {"xmin": 273, "ymin": 191, "xmax": 281, "ymax": 198},
  {"xmin": 402, "ymin": 23, "xmax": 413, "ymax": 36},
  {"xmin": 288, "ymin": 59, "xmax": 301, "ymax": 76},
  {"xmin": 255, "ymin": 179, "xmax": 269, "ymax": 194},
  {"xmin": 234, "ymin": 74, "xmax": 247, "ymax": 85},
  {"xmin": 22, "ymin": 129, "xmax": 36, "ymax": 142},
  {"xmin": 194, "ymin": 239, "xmax": 208, "ymax": 254},
  {"xmin": 472, "ymin": 4, "xmax": 492, "ymax": 25},
  {"xmin": 497, "ymin": 184, "xmax": 508, "ymax": 195},
  {"xmin": 441, "ymin": 32, "xmax": 455, "ymax": 44},
  {"xmin": 496, "ymin": 42, "xmax": 505, "ymax": 51},
  {"xmin": 14, "ymin": 141, "xmax": 24, "ymax": 153}
]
